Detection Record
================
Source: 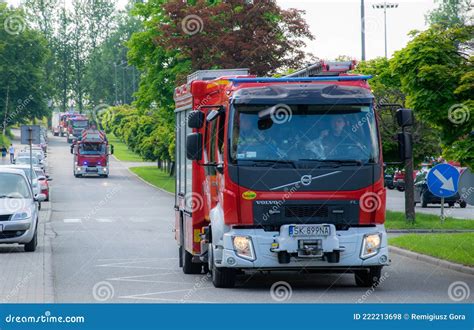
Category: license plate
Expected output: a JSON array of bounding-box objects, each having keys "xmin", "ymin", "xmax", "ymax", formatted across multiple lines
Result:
[
  {"xmin": 289, "ymin": 224, "xmax": 330, "ymax": 237},
  {"xmin": 86, "ymin": 168, "xmax": 98, "ymax": 172}
]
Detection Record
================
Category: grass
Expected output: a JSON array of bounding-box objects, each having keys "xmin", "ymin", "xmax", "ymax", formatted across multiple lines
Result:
[
  {"xmin": 385, "ymin": 210, "xmax": 474, "ymax": 230},
  {"xmin": 389, "ymin": 233, "xmax": 474, "ymax": 266},
  {"xmin": 130, "ymin": 166, "xmax": 175, "ymax": 194},
  {"xmin": 108, "ymin": 133, "xmax": 145, "ymax": 162}
]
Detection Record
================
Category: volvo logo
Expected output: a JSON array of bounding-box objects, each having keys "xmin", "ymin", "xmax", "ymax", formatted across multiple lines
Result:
[{"xmin": 300, "ymin": 175, "xmax": 312, "ymax": 186}]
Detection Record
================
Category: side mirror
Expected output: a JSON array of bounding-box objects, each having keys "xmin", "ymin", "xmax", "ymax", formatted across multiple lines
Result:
[
  {"xmin": 186, "ymin": 133, "xmax": 202, "ymax": 161},
  {"xmin": 35, "ymin": 193, "xmax": 46, "ymax": 202},
  {"xmin": 398, "ymin": 132, "xmax": 413, "ymax": 161},
  {"xmin": 188, "ymin": 111, "xmax": 205, "ymax": 129},
  {"xmin": 396, "ymin": 108, "xmax": 414, "ymax": 127},
  {"xmin": 110, "ymin": 145, "xmax": 114, "ymax": 155}
]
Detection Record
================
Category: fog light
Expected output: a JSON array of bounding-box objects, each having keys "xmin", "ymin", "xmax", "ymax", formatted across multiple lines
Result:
[
  {"xmin": 227, "ymin": 257, "xmax": 236, "ymax": 265},
  {"xmin": 360, "ymin": 233, "xmax": 382, "ymax": 259},
  {"xmin": 232, "ymin": 236, "xmax": 255, "ymax": 261},
  {"xmin": 379, "ymin": 255, "xmax": 388, "ymax": 264},
  {"xmin": 76, "ymin": 167, "xmax": 81, "ymax": 171}
]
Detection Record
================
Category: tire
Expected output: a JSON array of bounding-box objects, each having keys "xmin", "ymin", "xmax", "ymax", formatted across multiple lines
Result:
[
  {"xmin": 38, "ymin": 202, "xmax": 41, "ymax": 211},
  {"xmin": 178, "ymin": 246, "xmax": 184, "ymax": 268},
  {"xmin": 354, "ymin": 266, "xmax": 382, "ymax": 287},
  {"xmin": 181, "ymin": 246, "xmax": 203, "ymax": 274},
  {"xmin": 24, "ymin": 226, "xmax": 38, "ymax": 252},
  {"xmin": 209, "ymin": 244, "xmax": 236, "ymax": 288},
  {"xmin": 459, "ymin": 201, "xmax": 467, "ymax": 208},
  {"xmin": 397, "ymin": 186, "xmax": 405, "ymax": 192},
  {"xmin": 74, "ymin": 174, "xmax": 81, "ymax": 178},
  {"xmin": 101, "ymin": 174, "xmax": 108, "ymax": 178},
  {"xmin": 387, "ymin": 185, "xmax": 394, "ymax": 190},
  {"xmin": 420, "ymin": 191, "xmax": 428, "ymax": 208}
]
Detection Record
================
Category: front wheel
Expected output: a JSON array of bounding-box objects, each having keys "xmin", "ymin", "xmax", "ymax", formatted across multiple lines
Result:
[
  {"xmin": 181, "ymin": 246, "xmax": 203, "ymax": 274},
  {"xmin": 354, "ymin": 266, "xmax": 382, "ymax": 287},
  {"xmin": 209, "ymin": 244, "xmax": 236, "ymax": 288},
  {"xmin": 459, "ymin": 200, "xmax": 467, "ymax": 208},
  {"xmin": 24, "ymin": 226, "xmax": 38, "ymax": 252}
]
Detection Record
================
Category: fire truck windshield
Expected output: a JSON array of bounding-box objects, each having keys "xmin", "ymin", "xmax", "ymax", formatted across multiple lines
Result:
[
  {"xmin": 79, "ymin": 143, "xmax": 105, "ymax": 155},
  {"xmin": 231, "ymin": 104, "xmax": 379, "ymax": 165},
  {"xmin": 72, "ymin": 120, "xmax": 88, "ymax": 128}
]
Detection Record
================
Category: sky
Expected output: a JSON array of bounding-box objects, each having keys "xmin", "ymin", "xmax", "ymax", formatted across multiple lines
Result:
[{"xmin": 9, "ymin": 0, "xmax": 437, "ymax": 60}]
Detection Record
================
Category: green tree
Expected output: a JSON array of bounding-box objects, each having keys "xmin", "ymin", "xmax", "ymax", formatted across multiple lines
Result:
[
  {"xmin": 391, "ymin": 25, "xmax": 473, "ymax": 167},
  {"xmin": 356, "ymin": 58, "xmax": 441, "ymax": 164},
  {"xmin": 0, "ymin": 3, "xmax": 51, "ymax": 134},
  {"xmin": 425, "ymin": 0, "xmax": 472, "ymax": 27}
]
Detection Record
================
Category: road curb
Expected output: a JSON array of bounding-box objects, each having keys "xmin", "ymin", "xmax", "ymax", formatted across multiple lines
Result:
[
  {"xmin": 389, "ymin": 246, "xmax": 474, "ymax": 276},
  {"xmin": 126, "ymin": 166, "xmax": 174, "ymax": 196},
  {"xmin": 42, "ymin": 203, "xmax": 55, "ymax": 303}
]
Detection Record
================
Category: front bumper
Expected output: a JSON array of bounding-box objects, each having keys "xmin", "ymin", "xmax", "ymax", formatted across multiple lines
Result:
[
  {"xmin": 75, "ymin": 165, "xmax": 108, "ymax": 176},
  {"xmin": 0, "ymin": 218, "xmax": 36, "ymax": 244},
  {"xmin": 216, "ymin": 225, "xmax": 389, "ymax": 269}
]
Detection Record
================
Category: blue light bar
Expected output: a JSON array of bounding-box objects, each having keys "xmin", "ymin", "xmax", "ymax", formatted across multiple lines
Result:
[{"xmin": 228, "ymin": 75, "xmax": 372, "ymax": 83}]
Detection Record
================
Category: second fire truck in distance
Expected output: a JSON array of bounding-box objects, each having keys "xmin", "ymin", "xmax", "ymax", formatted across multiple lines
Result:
[
  {"xmin": 71, "ymin": 129, "xmax": 113, "ymax": 178},
  {"xmin": 174, "ymin": 62, "xmax": 411, "ymax": 288}
]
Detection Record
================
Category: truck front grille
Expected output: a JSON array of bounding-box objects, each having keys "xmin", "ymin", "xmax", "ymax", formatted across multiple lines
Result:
[{"xmin": 285, "ymin": 205, "xmax": 328, "ymax": 218}]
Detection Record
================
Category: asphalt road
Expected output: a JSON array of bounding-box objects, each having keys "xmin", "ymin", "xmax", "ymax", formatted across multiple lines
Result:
[
  {"xmin": 386, "ymin": 189, "xmax": 474, "ymax": 220},
  {"xmin": 34, "ymin": 134, "xmax": 472, "ymax": 303}
]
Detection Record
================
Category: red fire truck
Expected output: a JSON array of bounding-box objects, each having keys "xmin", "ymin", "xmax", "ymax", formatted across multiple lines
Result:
[
  {"xmin": 71, "ymin": 129, "xmax": 113, "ymax": 178},
  {"xmin": 66, "ymin": 115, "xmax": 89, "ymax": 143},
  {"xmin": 174, "ymin": 63, "xmax": 409, "ymax": 288}
]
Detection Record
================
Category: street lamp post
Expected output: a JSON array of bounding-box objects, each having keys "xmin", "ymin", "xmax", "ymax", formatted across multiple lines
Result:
[
  {"xmin": 361, "ymin": 0, "xmax": 366, "ymax": 61},
  {"xmin": 372, "ymin": 2, "xmax": 399, "ymax": 58}
]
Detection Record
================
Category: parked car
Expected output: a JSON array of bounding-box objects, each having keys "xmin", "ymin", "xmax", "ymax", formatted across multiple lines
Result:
[
  {"xmin": 0, "ymin": 168, "xmax": 45, "ymax": 252},
  {"xmin": 384, "ymin": 172, "xmax": 394, "ymax": 189},
  {"xmin": 34, "ymin": 168, "xmax": 51, "ymax": 201},
  {"xmin": 15, "ymin": 155, "xmax": 45, "ymax": 171},
  {"xmin": 414, "ymin": 169, "xmax": 467, "ymax": 208},
  {"xmin": 393, "ymin": 170, "xmax": 405, "ymax": 191}
]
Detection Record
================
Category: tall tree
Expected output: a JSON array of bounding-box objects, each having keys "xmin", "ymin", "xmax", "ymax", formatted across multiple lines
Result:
[
  {"xmin": 425, "ymin": 0, "xmax": 472, "ymax": 27},
  {"xmin": 0, "ymin": 3, "xmax": 50, "ymax": 132},
  {"xmin": 391, "ymin": 25, "xmax": 473, "ymax": 168}
]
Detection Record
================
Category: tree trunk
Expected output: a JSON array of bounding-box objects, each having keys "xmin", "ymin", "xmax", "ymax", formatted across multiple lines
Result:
[{"xmin": 404, "ymin": 155, "xmax": 416, "ymax": 223}]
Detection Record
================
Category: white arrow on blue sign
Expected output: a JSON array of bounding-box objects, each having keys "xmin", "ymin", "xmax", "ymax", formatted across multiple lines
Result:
[{"xmin": 427, "ymin": 163, "xmax": 460, "ymax": 198}]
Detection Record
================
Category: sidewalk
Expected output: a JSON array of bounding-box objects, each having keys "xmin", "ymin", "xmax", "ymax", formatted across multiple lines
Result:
[{"xmin": 0, "ymin": 130, "xmax": 54, "ymax": 302}]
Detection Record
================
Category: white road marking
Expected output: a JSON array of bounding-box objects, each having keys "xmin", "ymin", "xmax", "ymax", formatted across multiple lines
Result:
[
  {"xmin": 96, "ymin": 218, "xmax": 114, "ymax": 223},
  {"xmin": 63, "ymin": 218, "xmax": 82, "ymax": 223}
]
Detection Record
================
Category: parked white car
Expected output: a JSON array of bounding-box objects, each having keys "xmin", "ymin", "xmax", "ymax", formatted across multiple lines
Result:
[{"xmin": 0, "ymin": 168, "xmax": 45, "ymax": 252}]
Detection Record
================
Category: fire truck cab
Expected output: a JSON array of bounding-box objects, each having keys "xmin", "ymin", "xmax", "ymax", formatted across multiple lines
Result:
[
  {"xmin": 174, "ymin": 63, "xmax": 390, "ymax": 288},
  {"xmin": 66, "ymin": 115, "xmax": 89, "ymax": 143},
  {"xmin": 71, "ymin": 129, "xmax": 113, "ymax": 178}
]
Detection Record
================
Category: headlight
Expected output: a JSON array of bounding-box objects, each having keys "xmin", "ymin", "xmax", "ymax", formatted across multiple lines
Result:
[
  {"xmin": 77, "ymin": 167, "xmax": 81, "ymax": 171},
  {"xmin": 11, "ymin": 209, "xmax": 32, "ymax": 221},
  {"xmin": 232, "ymin": 236, "xmax": 255, "ymax": 261},
  {"xmin": 360, "ymin": 233, "xmax": 382, "ymax": 259}
]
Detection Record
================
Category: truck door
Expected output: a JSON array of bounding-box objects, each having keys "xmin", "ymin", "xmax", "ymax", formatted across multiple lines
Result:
[{"xmin": 204, "ymin": 117, "xmax": 219, "ymax": 213}]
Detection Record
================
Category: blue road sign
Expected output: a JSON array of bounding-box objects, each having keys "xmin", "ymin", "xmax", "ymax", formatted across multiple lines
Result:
[{"xmin": 427, "ymin": 163, "xmax": 460, "ymax": 198}]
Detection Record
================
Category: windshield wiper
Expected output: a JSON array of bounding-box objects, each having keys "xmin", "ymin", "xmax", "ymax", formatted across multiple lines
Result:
[
  {"xmin": 298, "ymin": 159, "xmax": 364, "ymax": 167},
  {"xmin": 240, "ymin": 160, "xmax": 296, "ymax": 168}
]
